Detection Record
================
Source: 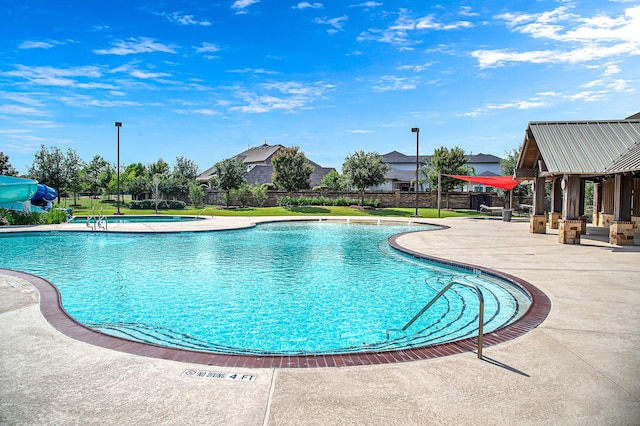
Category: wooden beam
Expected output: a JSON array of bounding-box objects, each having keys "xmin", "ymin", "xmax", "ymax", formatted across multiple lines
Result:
[
  {"xmin": 533, "ymin": 176, "xmax": 546, "ymax": 215},
  {"xmin": 551, "ymin": 178, "xmax": 562, "ymax": 213},
  {"xmin": 562, "ymin": 175, "xmax": 582, "ymax": 220},
  {"xmin": 613, "ymin": 174, "xmax": 633, "ymax": 221}
]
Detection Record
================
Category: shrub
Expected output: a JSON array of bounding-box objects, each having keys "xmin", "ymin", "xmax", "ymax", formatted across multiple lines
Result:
[
  {"xmin": 128, "ymin": 200, "xmax": 186, "ymax": 210},
  {"xmin": 233, "ymin": 184, "xmax": 253, "ymax": 208},
  {"xmin": 252, "ymin": 184, "xmax": 268, "ymax": 207}
]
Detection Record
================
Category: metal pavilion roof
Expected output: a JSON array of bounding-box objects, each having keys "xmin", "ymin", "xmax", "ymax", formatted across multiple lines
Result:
[{"xmin": 517, "ymin": 119, "xmax": 640, "ymax": 177}]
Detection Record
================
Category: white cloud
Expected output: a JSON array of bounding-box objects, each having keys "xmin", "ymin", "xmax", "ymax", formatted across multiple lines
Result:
[
  {"xmin": 232, "ymin": 0, "xmax": 259, "ymax": 14},
  {"xmin": 165, "ymin": 12, "xmax": 211, "ymax": 26},
  {"xmin": 459, "ymin": 6, "xmax": 478, "ymax": 17},
  {"xmin": 314, "ymin": 15, "xmax": 348, "ymax": 34},
  {"xmin": 372, "ymin": 75, "xmax": 417, "ymax": 92},
  {"xmin": 227, "ymin": 68, "xmax": 279, "ymax": 75},
  {"xmin": 350, "ymin": 129, "xmax": 373, "ymax": 133},
  {"xmin": 358, "ymin": 8, "xmax": 473, "ymax": 47},
  {"xmin": 603, "ymin": 64, "xmax": 621, "ymax": 75},
  {"xmin": 4, "ymin": 65, "xmax": 102, "ymax": 87},
  {"xmin": 129, "ymin": 70, "xmax": 171, "ymax": 79},
  {"xmin": 396, "ymin": 62, "xmax": 432, "ymax": 72},
  {"xmin": 472, "ymin": 41, "xmax": 640, "ymax": 68},
  {"xmin": 350, "ymin": 2, "xmax": 382, "ymax": 8},
  {"xmin": 0, "ymin": 105, "xmax": 48, "ymax": 116},
  {"xmin": 477, "ymin": 5, "xmax": 640, "ymax": 68},
  {"xmin": 193, "ymin": 109, "xmax": 219, "ymax": 115},
  {"xmin": 293, "ymin": 2, "xmax": 322, "ymax": 10},
  {"xmin": 230, "ymin": 81, "xmax": 333, "ymax": 113},
  {"xmin": 93, "ymin": 37, "xmax": 177, "ymax": 55},
  {"xmin": 19, "ymin": 40, "xmax": 61, "ymax": 49},
  {"xmin": 2, "ymin": 92, "xmax": 44, "ymax": 106},
  {"xmin": 60, "ymin": 95, "xmax": 141, "ymax": 108},
  {"xmin": 195, "ymin": 42, "xmax": 221, "ymax": 53}
]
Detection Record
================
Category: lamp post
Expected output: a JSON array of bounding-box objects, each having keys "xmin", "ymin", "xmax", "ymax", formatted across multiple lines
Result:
[
  {"xmin": 411, "ymin": 127, "xmax": 420, "ymax": 217},
  {"xmin": 115, "ymin": 122, "xmax": 123, "ymax": 215}
]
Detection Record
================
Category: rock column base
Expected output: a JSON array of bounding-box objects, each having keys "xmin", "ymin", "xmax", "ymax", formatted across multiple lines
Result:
[
  {"xmin": 530, "ymin": 215, "xmax": 546, "ymax": 234},
  {"xmin": 559, "ymin": 220, "xmax": 581, "ymax": 244},
  {"xmin": 610, "ymin": 221, "xmax": 635, "ymax": 246}
]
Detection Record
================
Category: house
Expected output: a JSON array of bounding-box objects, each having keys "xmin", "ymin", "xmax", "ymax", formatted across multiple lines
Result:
[
  {"xmin": 514, "ymin": 114, "xmax": 640, "ymax": 245},
  {"xmin": 196, "ymin": 143, "xmax": 335, "ymax": 188},
  {"xmin": 371, "ymin": 151, "xmax": 502, "ymax": 192}
]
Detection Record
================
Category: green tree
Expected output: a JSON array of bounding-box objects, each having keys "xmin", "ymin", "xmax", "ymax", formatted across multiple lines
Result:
[
  {"xmin": 210, "ymin": 157, "xmax": 247, "ymax": 207},
  {"xmin": 342, "ymin": 150, "xmax": 390, "ymax": 206},
  {"xmin": 321, "ymin": 170, "xmax": 345, "ymax": 190},
  {"xmin": 123, "ymin": 163, "xmax": 149, "ymax": 200},
  {"xmin": 82, "ymin": 155, "xmax": 110, "ymax": 199},
  {"xmin": 64, "ymin": 148, "xmax": 85, "ymax": 206},
  {"xmin": 499, "ymin": 147, "xmax": 531, "ymax": 202},
  {"xmin": 26, "ymin": 145, "xmax": 67, "ymax": 203},
  {"xmin": 427, "ymin": 146, "xmax": 472, "ymax": 192},
  {"xmin": 271, "ymin": 146, "xmax": 314, "ymax": 200},
  {"xmin": 173, "ymin": 156, "xmax": 200, "ymax": 181},
  {"xmin": 147, "ymin": 158, "xmax": 171, "ymax": 178},
  {"xmin": 0, "ymin": 152, "xmax": 19, "ymax": 176},
  {"xmin": 188, "ymin": 181, "xmax": 205, "ymax": 207}
]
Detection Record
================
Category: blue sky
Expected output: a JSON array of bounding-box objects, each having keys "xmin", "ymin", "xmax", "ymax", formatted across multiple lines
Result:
[{"xmin": 1, "ymin": 0, "xmax": 639, "ymax": 175}]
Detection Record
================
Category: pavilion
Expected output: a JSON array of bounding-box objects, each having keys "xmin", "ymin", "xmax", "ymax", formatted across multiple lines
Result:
[{"xmin": 514, "ymin": 115, "xmax": 640, "ymax": 245}]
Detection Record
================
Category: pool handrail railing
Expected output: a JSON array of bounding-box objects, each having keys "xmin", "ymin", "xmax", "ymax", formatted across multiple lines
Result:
[{"xmin": 401, "ymin": 276, "xmax": 485, "ymax": 359}]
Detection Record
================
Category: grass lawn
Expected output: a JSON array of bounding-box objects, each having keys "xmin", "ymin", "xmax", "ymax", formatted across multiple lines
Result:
[{"xmin": 58, "ymin": 196, "xmax": 487, "ymax": 219}]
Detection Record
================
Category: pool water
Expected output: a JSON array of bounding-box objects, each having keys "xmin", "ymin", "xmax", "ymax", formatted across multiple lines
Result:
[{"xmin": 0, "ymin": 222, "xmax": 530, "ymax": 355}]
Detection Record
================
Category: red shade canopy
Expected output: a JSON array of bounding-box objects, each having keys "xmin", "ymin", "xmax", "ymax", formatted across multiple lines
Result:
[{"xmin": 443, "ymin": 175, "xmax": 520, "ymax": 190}]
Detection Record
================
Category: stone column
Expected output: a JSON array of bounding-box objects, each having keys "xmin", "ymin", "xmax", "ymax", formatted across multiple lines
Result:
[
  {"xmin": 610, "ymin": 221, "xmax": 635, "ymax": 246},
  {"xmin": 530, "ymin": 176, "xmax": 546, "ymax": 234},
  {"xmin": 558, "ymin": 219, "xmax": 582, "ymax": 244}
]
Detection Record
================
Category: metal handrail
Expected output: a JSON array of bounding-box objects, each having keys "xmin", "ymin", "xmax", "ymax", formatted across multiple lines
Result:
[
  {"xmin": 97, "ymin": 207, "xmax": 106, "ymax": 231},
  {"xmin": 87, "ymin": 208, "xmax": 95, "ymax": 231},
  {"xmin": 402, "ymin": 279, "xmax": 485, "ymax": 359}
]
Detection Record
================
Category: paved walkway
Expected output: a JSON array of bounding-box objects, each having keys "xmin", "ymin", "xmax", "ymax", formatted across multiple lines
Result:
[{"xmin": 1, "ymin": 216, "xmax": 639, "ymax": 425}]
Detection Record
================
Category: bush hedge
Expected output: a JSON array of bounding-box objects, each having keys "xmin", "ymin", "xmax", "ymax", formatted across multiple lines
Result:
[
  {"xmin": 127, "ymin": 200, "xmax": 186, "ymax": 210},
  {"xmin": 277, "ymin": 196, "xmax": 380, "ymax": 208}
]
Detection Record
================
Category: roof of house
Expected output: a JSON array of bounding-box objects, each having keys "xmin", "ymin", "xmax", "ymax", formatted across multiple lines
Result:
[
  {"xmin": 467, "ymin": 153, "xmax": 502, "ymax": 163},
  {"xmin": 516, "ymin": 119, "xmax": 640, "ymax": 177},
  {"xmin": 381, "ymin": 151, "xmax": 429, "ymax": 164},
  {"xmin": 236, "ymin": 143, "xmax": 283, "ymax": 164},
  {"xmin": 196, "ymin": 143, "xmax": 335, "ymax": 186},
  {"xmin": 381, "ymin": 151, "xmax": 501, "ymax": 164}
]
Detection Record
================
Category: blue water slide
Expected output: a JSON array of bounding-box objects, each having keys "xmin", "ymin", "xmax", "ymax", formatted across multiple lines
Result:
[{"xmin": 31, "ymin": 183, "xmax": 58, "ymax": 205}]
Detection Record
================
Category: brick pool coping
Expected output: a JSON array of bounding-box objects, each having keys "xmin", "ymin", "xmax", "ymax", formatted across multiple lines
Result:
[{"xmin": 1, "ymin": 228, "xmax": 550, "ymax": 368}]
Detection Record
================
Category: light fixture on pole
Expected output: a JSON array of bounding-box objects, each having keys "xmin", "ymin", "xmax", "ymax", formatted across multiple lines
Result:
[
  {"xmin": 411, "ymin": 127, "xmax": 420, "ymax": 217},
  {"xmin": 115, "ymin": 122, "xmax": 123, "ymax": 215}
]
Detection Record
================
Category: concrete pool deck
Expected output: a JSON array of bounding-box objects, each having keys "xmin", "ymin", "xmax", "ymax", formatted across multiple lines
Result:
[{"xmin": 1, "ymin": 216, "xmax": 639, "ymax": 425}]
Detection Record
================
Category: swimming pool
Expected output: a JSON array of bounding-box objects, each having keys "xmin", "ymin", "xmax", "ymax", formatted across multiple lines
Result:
[
  {"xmin": 0, "ymin": 222, "xmax": 533, "ymax": 357},
  {"xmin": 71, "ymin": 215, "xmax": 205, "ymax": 224}
]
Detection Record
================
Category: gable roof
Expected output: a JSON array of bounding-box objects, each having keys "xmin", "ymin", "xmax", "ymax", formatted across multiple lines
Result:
[
  {"xmin": 516, "ymin": 119, "xmax": 640, "ymax": 177},
  {"xmin": 196, "ymin": 143, "xmax": 335, "ymax": 185},
  {"xmin": 467, "ymin": 153, "xmax": 501, "ymax": 163},
  {"xmin": 381, "ymin": 151, "xmax": 428, "ymax": 163},
  {"xmin": 236, "ymin": 143, "xmax": 284, "ymax": 164},
  {"xmin": 381, "ymin": 151, "xmax": 501, "ymax": 165}
]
